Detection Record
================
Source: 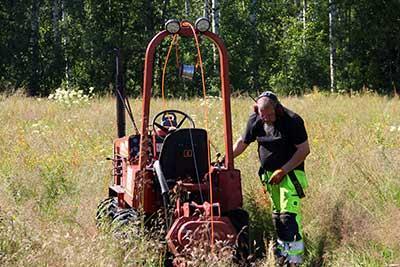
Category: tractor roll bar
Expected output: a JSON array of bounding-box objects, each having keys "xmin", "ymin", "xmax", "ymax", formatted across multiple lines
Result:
[{"xmin": 139, "ymin": 27, "xmax": 234, "ymax": 170}]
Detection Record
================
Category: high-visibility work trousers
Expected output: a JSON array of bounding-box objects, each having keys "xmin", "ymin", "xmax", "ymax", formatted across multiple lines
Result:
[{"xmin": 261, "ymin": 170, "xmax": 308, "ymax": 264}]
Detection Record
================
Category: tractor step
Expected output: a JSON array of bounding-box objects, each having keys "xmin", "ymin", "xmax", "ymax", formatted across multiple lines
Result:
[{"xmin": 109, "ymin": 185, "xmax": 125, "ymax": 207}]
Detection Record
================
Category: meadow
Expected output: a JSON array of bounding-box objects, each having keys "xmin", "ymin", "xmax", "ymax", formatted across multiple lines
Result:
[{"xmin": 0, "ymin": 92, "xmax": 399, "ymax": 266}]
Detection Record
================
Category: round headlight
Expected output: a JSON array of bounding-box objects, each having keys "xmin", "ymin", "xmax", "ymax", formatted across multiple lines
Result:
[
  {"xmin": 195, "ymin": 17, "xmax": 210, "ymax": 33},
  {"xmin": 165, "ymin": 19, "xmax": 180, "ymax": 34}
]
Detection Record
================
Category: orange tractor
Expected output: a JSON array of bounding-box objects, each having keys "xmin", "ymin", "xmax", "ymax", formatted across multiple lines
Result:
[{"xmin": 96, "ymin": 18, "xmax": 249, "ymax": 263}]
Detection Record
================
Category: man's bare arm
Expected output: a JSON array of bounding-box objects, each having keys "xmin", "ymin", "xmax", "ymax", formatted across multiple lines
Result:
[
  {"xmin": 232, "ymin": 137, "xmax": 249, "ymax": 158},
  {"xmin": 281, "ymin": 140, "xmax": 310, "ymax": 174}
]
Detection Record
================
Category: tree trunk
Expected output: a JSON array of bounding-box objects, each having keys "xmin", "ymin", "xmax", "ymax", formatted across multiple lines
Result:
[
  {"xmin": 329, "ymin": 0, "xmax": 337, "ymax": 92},
  {"xmin": 212, "ymin": 0, "xmax": 219, "ymax": 70},
  {"xmin": 29, "ymin": 0, "xmax": 40, "ymax": 96},
  {"xmin": 61, "ymin": 0, "xmax": 69, "ymax": 87},
  {"xmin": 302, "ymin": 0, "xmax": 307, "ymax": 32},
  {"xmin": 212, "ymin": 0, "xmax": 219, "ymax": 35},
  {"xmin": 204, "ymin": 0, "xmax": 211, "ymax": 19},
  {"xmin": 250, "ymin": 0, "xmax": 259, "ymax": 91},
  {"xmin": 52, "ymin": 0, "xmax": 60, "ymax": 44},
  {"xmin": 52, "ymin": 0, "xmax": 63, "ymax": 89},
  {"xmin": 303, "ymin": 0, "xmax": 307, "ymax": 47},
  {"xmin": 144, "ymin": 0, "xmax": 154, "ymax": 37},
  {"xmin": 185, "ymin": 0, "xmax": 190, "ymax": 17},
  {"xmin": 161, "ymin": 0, "xmax": 169, "ymax": 22}
]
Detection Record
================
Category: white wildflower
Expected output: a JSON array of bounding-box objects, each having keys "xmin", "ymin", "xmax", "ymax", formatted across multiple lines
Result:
[{"xmin": 47, "ymin": 86, "xmax": 95, "ymax": 106}]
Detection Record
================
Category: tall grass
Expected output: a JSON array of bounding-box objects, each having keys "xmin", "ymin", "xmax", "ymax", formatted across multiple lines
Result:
[{"xmin": 0, "ymin": 93, "xmax": 399, "ymax": 266}]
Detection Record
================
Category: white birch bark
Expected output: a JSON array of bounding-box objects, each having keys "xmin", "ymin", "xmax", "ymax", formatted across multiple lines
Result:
[
  {"xmin": 212, "ymin": 0, "xmax": 219, "ymax": 35},
  {"xmin": 329, "ymin": 0, "xmax": 337, "ymax": 92},
  {"xmin": 302, "ymin": 0, "xmax": 307, "ymax": 32},
  {"xmin": 61, "ymin": 0, "xmax": 69, "ymax": 86},
  {"xmin": 185, "ymin": 0, "xmax": 190, "ymax": 17},
  {"xmin": 212, "ymin": 0, "xmax": 219, "ymax": 68}
]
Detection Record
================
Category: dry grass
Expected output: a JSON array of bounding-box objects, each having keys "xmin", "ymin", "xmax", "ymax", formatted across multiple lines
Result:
[{"xmin": 0, "ymin": 92, "xmax": 399, "ymax": 266}]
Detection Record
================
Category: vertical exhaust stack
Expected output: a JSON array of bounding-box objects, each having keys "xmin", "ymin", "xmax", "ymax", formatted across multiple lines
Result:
[{"xmin": 115, "ymin": 48, "xmax": 126, "ymax": 138}]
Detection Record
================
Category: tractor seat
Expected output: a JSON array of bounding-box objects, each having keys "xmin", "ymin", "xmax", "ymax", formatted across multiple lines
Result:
[{"xmin": 158, "ymin": 128, "xmax": 209, "ymax": 183}]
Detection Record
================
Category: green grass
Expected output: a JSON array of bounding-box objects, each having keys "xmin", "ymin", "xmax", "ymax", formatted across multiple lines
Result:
[{"xmin": 0, "ymin": 93, "xmax": 399, "ymax": 266}]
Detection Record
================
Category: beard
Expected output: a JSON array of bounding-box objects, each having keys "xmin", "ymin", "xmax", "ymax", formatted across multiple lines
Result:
[{"xmin": 263, "ymin": 123, "xmax": 275, "ymax": 136}]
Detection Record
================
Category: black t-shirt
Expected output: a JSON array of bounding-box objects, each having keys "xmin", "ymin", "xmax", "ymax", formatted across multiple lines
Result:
[{"xmin": 242, "ymin": 107, "xmax": 308, "ymax": 172}]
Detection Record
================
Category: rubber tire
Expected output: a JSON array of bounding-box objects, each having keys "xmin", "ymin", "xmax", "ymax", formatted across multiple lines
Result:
[
  {"xmin": 112, "ymin": 208, "xmax": 139, "ymax": 227},
  {"xmin": 96, "ymin": 197, "xmax": 118, "ymax": 226},
  {"xmin": 223, "ymin": 209, "xmax": 250, "ymax": 263}
]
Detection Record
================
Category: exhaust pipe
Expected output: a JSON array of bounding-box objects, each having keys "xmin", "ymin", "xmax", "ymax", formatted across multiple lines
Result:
[{"xmin": 115, "ymin": 48, "xmax": 126, "ymax": 138}]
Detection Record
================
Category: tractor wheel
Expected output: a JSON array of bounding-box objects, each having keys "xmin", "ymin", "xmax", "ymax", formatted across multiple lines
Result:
[
  {"xmin": 96, "ymin": 197, "xmax": 118, "ymax": 227},
  {"xmin": 111, "ymin": 208, "xmax": 140, "ymax": 236},
  {"xmin": 112, "ymin": 208, "xmax": 139, "ymax": 227},
  {"xmin": 224, "ymin": 209, "xmax": 250, "ymax": 263}
]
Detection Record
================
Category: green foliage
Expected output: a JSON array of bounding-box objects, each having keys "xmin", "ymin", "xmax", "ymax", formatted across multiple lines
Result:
[
  {"xmin": 1, "ymin": 0, "xmax": 399, "ymax": 96},
  {"xmin": 269, "ymin": 3, "xmax": 329, "ymax": 94},
  {"xmin": 38, "ymin": 163, "xmax": 76, "ymax": 215},
  {"xmin": 334, "ymin": 0, "xmax": 400, "ymax": 92}
]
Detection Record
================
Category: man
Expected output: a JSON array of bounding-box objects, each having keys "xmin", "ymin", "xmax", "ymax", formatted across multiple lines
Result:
[{"xmin": 232, "ymin": 91, "xmax": 310, "ymax": 266}]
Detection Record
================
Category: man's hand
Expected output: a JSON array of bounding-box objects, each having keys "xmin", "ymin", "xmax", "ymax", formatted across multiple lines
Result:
[{"xmin": 268, "ymin": 169, "xmax": 286, "ymax": 185}]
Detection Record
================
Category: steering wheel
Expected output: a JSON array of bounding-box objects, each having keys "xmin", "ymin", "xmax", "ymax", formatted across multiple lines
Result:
[{"xmin": 152, "ymin": 109, "xmax": 195, "ymax": 138}]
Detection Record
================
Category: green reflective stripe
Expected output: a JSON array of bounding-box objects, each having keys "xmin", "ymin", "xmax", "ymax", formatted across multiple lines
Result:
[
  {"xmin": 287, "ymin": 245, "xmax": 304, "ymax": 256},
  {"xmin": 276, "ymin": 239, "xmax": 288, "ymax": 258},
  {"xmin": 288, "ymin": 250, "xmax": 303, "ymax": 256}
]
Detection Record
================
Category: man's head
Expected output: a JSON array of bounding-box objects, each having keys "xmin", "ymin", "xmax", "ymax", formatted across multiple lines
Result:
[
  {"xmin": 254, "ymin": 91, "xmax": 281, "ymax": 125},
  {"xmin": 257, "ymin": 97, "xmax": 277, "ymax": 125}
]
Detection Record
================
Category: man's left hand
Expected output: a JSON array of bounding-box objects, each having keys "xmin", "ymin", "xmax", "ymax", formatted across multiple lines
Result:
[{"xmin": 268, "ymin": 169, "xmax": 286, "ymax": 185}]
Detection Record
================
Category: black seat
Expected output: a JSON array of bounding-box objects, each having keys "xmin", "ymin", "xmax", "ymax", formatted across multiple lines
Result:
[{"xmin": 158, "ymin": 128, "xmax": 209, "ymax": 182}]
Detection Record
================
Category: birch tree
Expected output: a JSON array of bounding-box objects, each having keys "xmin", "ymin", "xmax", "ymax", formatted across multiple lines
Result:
[
  {"xmin": 329, "ymin": 0, "xmax": 336, "ymax": 92},
  {"xmin": 250, "ymin": 0, "xmax": 259, "ymax": 90},
  {"xmin": 212, "ymin": 0, "xmax": 219, "ymax": 69},
  {"xmin": 302, "ymin": 0, "xmax": 307, "ymax": 33},
  {"xmin": 29, "ymin": 0, "xmax": 40, "ymax": 96},
  {"xmin": 185, "ymin": 0, "xmax": 190, "ymax": 17}
]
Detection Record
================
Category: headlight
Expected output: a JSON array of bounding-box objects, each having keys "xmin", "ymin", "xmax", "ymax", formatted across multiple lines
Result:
[
  {"xmin": 165, "ymin": 19, "xmax": 180, "ymax": 34},
  {"xmin": 195, "ymin": 17, "xmax": 210, "ymax": 33}
]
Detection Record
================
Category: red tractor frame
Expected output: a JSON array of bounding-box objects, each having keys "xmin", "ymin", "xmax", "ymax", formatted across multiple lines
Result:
[{"xmin": 97, "ymin": 18, "xmax": 249, "ymax": 263}]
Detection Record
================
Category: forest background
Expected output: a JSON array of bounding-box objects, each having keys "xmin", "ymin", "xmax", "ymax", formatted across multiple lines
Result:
[{"xmin": 1, "ymin": 0, "xmax": 400, "ymax": 97}]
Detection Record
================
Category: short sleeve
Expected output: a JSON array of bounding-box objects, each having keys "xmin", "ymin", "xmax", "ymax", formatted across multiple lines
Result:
[
  {"xmin": 289, "ymin": 115, "xmax": 308, "ymax": 145},
  {"xmin": 241, "ymin": 113, "xmax": 258, "ymax": 144}
]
